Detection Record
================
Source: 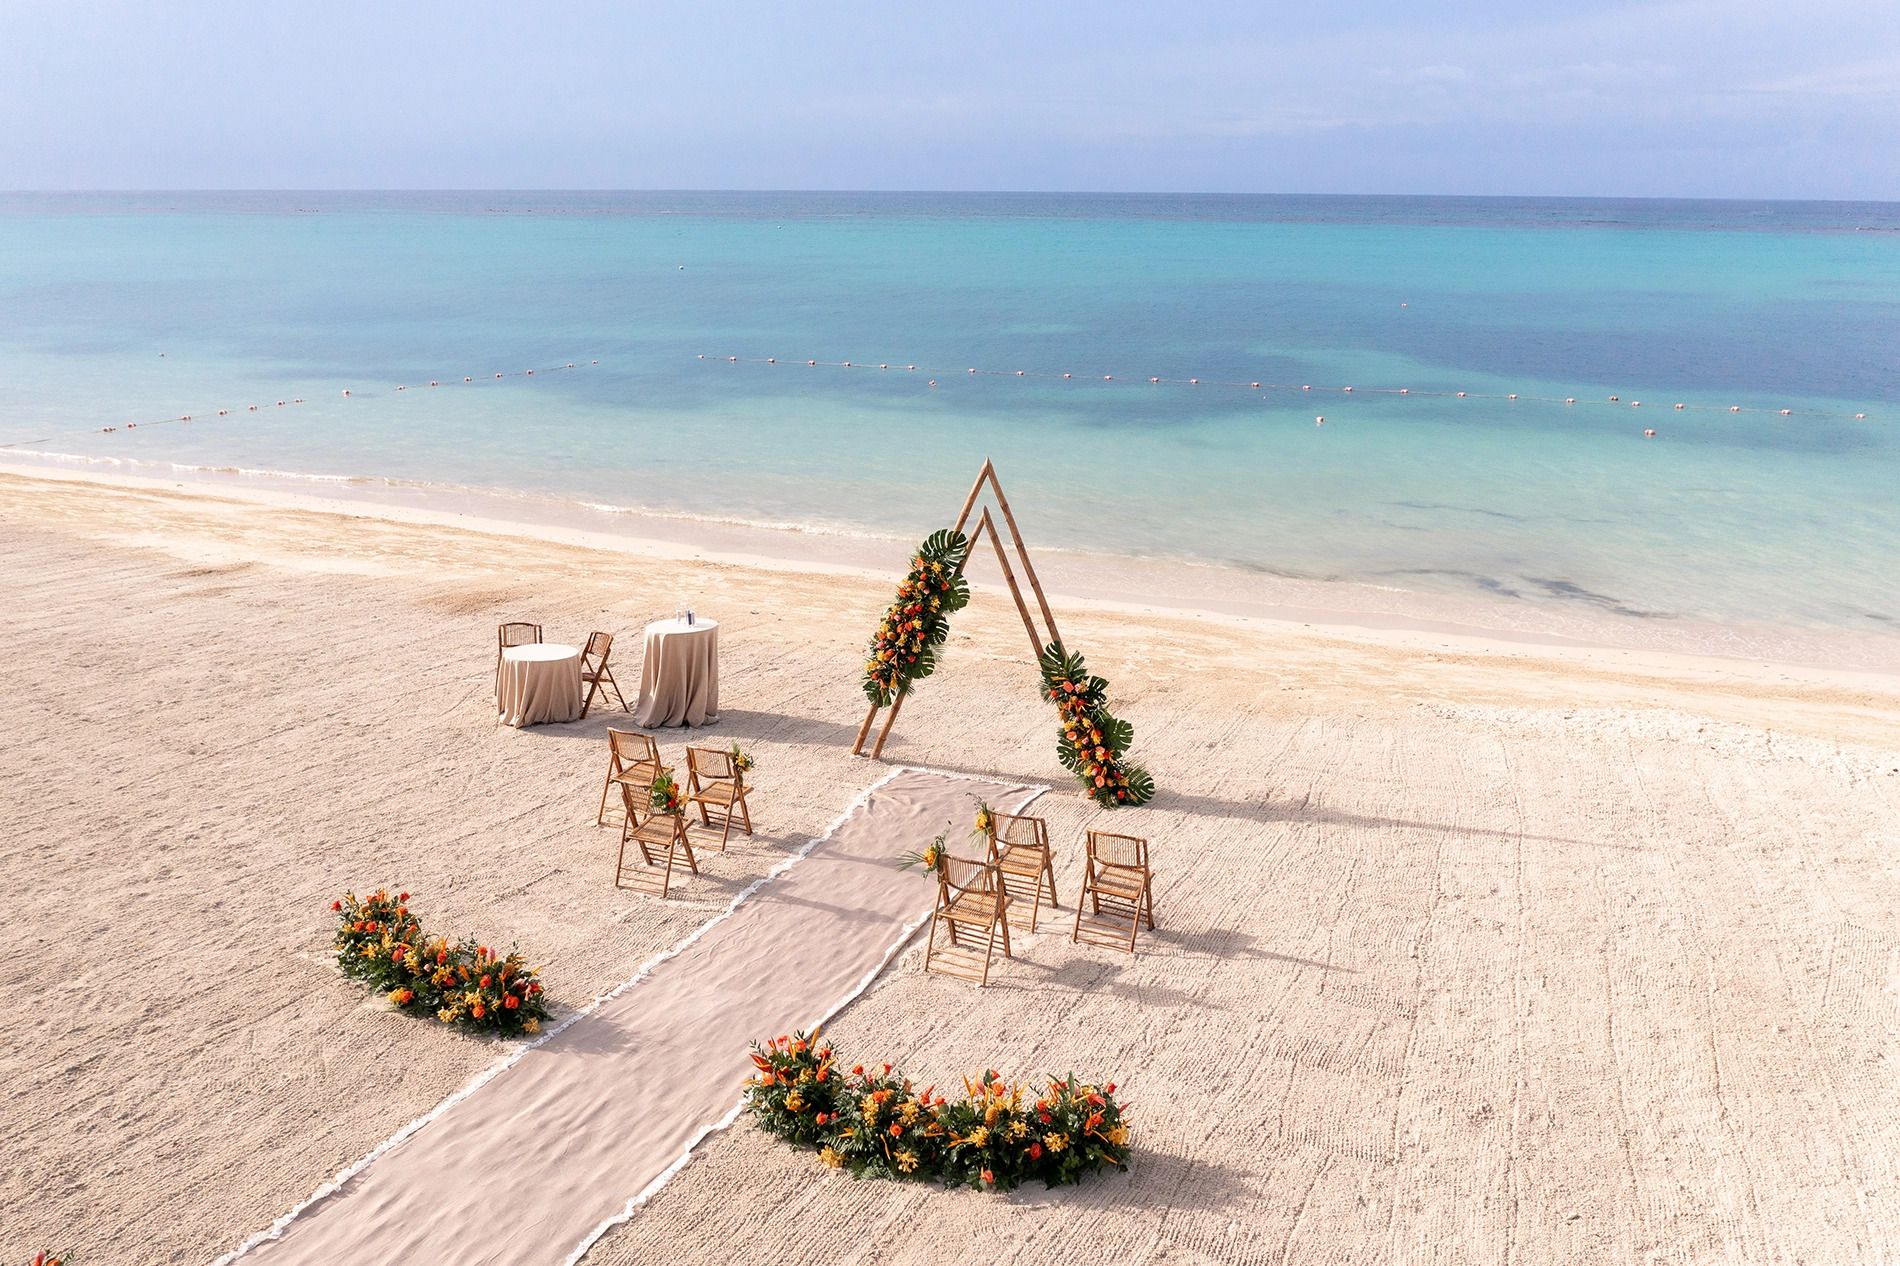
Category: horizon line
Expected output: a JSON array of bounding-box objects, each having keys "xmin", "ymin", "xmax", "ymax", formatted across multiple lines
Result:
[{"xmin": 4, "ymin": 188, "xmax": 1899, "ymax": 207}]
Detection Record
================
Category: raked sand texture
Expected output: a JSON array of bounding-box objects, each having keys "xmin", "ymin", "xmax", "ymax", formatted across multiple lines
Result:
[
  {"xmin": 4, "ymin": 469, "xmax": 1899, "ymax": 1265},
  {"xmin": 241, "ymin": 769, "xmax": 1039, "ymax": 1265}
]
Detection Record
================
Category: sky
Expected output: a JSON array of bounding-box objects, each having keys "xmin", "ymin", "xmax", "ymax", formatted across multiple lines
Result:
[{"xmin": 2, "ymin": 0, "xmax": 1897, "ymax": 198}]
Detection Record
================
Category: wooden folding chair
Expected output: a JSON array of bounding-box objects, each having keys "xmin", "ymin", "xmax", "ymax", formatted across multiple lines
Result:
[
  {"xmin": 685, "ymin": 746, "xmax": 752, "ymax": 851},
  {"xmin": 614, "ymin": 783, "xmax": 698, "ymax": 898},
  {"xmin": 922, "ymin": 852, "xmax": 1013, "ymax": 986},
  {"xmin": 579, "ymin": 630, "xmax": 628, "ymax": 718},
  {"xmin": 1073, "ymin": 830, "xmax": 1156, "ymax": 954},
  {"xmin": 495, "ymin": 621, "xmax": 542, "ymax": 691},
  {"xmin": 498, "ymin": 620, "xmax": 542, "ymax": 660},
  {"xmin": 986, "ymin": 810, "xmax": 1059, "ymax": 931},
  {"xmin": 596, "ymin": 728, "xmax": 663, "ymax": 826}
]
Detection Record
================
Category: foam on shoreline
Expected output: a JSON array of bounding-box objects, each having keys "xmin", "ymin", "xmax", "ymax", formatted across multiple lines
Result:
[{"xmin": 5, "ymin": 451, "xmax": 1897, "ymax": 678}]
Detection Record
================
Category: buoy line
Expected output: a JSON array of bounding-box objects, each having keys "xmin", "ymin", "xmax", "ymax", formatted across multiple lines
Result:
[
  {"xmin": 693, "ymin": 353, "xmax": 1877, "ymax": 424},
  {"xmin": 0, "ymin": 359, "xmax": 602, "ymax": 448}
]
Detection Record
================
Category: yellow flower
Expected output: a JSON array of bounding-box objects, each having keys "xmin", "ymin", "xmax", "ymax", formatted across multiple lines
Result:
[
  {"xmin": 860, "ymin": 1096, "xmax": 879, "ymax": 1123},
  {"xmin": 896, "ymin": 1149, "xmax": 919, "ymax": 1173},
  {"xmin": 1043, "ymin": 1132, "xmax": 1068, "ymax": 1153},
  {"xmin": 1007, "ymin": 1119, "xmax": 1028, "ymax": 1140},
  {"xmin": 984, "ymin": 1103, "xmax": 1001, "ymax": 1126},
  {"xmin": 819, "ymin": 1147, "xmax": 843, "ymax": 1169},
  {"xmin": 785, "ymin": 1092, "xmax": 806, "ymax": 1113},
  {"xmin": 1108, "ymin": 1124, "xmax": 1129, "ymax": 1146},
  {"xmin": 968, "ymin": 1126, "xmax": 990, "ymax": 1148},
  {"xmin": 436, "ymin": 1009, "xmax": 455, "ymax": 1023},
  {"xmin": 899, "ymin": 1102, "xmax": 921, "ymax": 1124},
  {"xmin": 522, "ymin": 1018, "xmax": 540, "ymax": 1035}
]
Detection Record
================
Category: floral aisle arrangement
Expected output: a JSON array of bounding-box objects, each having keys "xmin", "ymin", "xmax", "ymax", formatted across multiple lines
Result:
[
  {"xmin": 744, "ymin": 1030, "xmax": 1130, "ymax": 1190},
  {"xmin": 1038, "ymin": 644, "xmax": 1156, "ymax": 808},
  {"xmin": 897, "ymin": 824, "xmax": 951, "ymax": 875},
  {"xmin": 330, "ymin": 888, "xmax": 550, "ymax": 1037},
  {"xmin": 24, "ymin": 1252, "xmax": 71, "ymax": 1266},
  {"xmin": 648, "ymin": 769, "xmax": 686, "ymax": 815},
  {"xmin": 861, "ymin": 529, "xmax": 972, "ymax": 707}
]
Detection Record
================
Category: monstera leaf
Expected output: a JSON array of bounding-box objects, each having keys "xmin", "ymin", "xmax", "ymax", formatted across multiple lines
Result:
[{"xmin": 920, "ymin": 528, "xmax": 970, "ymax": 568}]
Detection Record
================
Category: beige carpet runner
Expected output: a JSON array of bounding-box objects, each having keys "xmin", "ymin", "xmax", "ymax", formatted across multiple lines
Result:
[{"xmin": 234, "ymin": 768, "xmax": 1040, "ymax": 1266}]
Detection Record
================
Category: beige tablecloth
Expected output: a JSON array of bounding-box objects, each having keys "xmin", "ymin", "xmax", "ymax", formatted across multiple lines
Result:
[
  {"xmin": 634, "ymin": 618, "xmax": 719, "ymax": 727},
  {"xmin": 496, "ymin": 643, "xmax": 581, "ymax": 727}
]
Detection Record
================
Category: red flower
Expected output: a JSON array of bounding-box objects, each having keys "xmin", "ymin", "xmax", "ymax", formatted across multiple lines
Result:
[
  {"xmin": 479, "ymin": 974, "xmax": 493, "ymax": 988},
  {"xmin": 1028, "ymin": 1142, "xmax": 1043, "ymax": 1160},
  {"xmin": 503, "ymin": 995, "xmax": 520, "ymax": 1010},
  {"xmin": 330, "ymin": 899, "xmax": 342, "ymax": 911},
  {"xmin": 815, "ymin": 1112, "xmax": 828, "ymax": 1125},
  {"xmin": 982, "ymin": 1168, "xmax": 995, "ymax": 1185},
  {"xmin": 852, "ymin": 1064, "xmax": 864, "ymax": 1076},
  {"xmin": 1104, "ymin": 1083, "xmax": 1116, "ymax": 1094},
  {"xmin": 398, "ymin": 891, "xmax": 409, "ymax": 901},
  {"xmin": 889, "ymin": 1124, "xmax": 903, "ymax": 1138}
]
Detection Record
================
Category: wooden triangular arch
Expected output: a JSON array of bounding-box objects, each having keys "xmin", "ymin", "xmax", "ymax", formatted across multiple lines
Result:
[{"xmin": 852, "ymin": 459, "xmax": 1060, "ymax": 759}]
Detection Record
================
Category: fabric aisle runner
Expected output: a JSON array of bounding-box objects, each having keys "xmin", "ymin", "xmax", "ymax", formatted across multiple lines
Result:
[{"xmin": 243, "ymin": 769, "xmax": 1038, "ymax": 1265}]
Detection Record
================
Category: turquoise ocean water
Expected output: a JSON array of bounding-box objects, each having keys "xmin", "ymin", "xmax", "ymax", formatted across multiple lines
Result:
[{"xmin": 1, "ymin": 192, "xmax": 1896, "ymax": 652}]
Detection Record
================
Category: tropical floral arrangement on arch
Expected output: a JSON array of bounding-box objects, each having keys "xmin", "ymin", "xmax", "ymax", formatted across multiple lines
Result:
[
  {"xmin": 861, "ymin": 528, "xmax": 972, "ymax": 707},
  {"xmin": 331, "ymin": 888, "xmax": 550, "ymax": 1037},
  {"xmin": 744, "ymin": 1029, "xmax": 1130, "ymax": 1190},
  {"xmin": 1039, "ymin": 644, "xmax": 1155, "ymax": 808}
]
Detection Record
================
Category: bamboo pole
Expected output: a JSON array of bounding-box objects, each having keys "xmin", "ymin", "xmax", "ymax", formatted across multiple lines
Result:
[
  {"xmin": 975, "ymin": 509, "xmax": 1047, "ymax": 658},
  {"xmin": 871, "ymin": 688, "xmax": 906, "ymax": 759},
  {"xmin": 984, "ymin": 468, "xmax": 1062, "ymax": 651},
  {"xmin": 950, "ymin": 459, "xmax": 992, "ymax": 536},
  {"xmin": 851, "ymin": 703, "xmax": 879, "ymax": 756}
]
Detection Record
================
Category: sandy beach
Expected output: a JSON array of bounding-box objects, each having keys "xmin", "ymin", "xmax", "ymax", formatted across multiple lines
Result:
[{"xmin": 5, "ymin": 464, "xmax": 1898, "ymax": 1265}]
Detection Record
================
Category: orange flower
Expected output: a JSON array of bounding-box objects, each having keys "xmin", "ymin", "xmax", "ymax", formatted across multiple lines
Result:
[
  {"xmin": 889, "ymin": 1123, "xmax": 903, "ymax": 1138},
  {"xmin": 472, "ymin": 1002, "xmax": 486, "ymax": 1019},
  {"xmin": 982, "ymin": 1168, "xmax": 995, "ymax": 1185},
  {"xmin": 503, "ymin": 995, "xmax": 520, "ymax": 1010}
]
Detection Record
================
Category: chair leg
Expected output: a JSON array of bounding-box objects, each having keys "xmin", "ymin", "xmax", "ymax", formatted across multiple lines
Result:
[
  {"xmin": 597, "ymin": 768, "xmax": 616, "ymax": 827},
  {"xmin": 979, "ymin": 921, "xmax": 996, "ymax": 987},
  {"xmin": 996, "ymin": 903, "xmax": 1013, "ymax": 959},
  {"xmin": 1143, "ymin": 882, "xmax": 1156, "ymax": 930},
  {"xmin": 923, "ymin": 914, "xmax": 941, "ymax": 975},
  {"xmin": 736, "ymin": 791, "xmax": 752, "ymax": 837},
  {"xmin": 718, "ymin": 806, "xmax": 734, "ymax": 851},
  {"xmin": 1071, "ymin": 885, "xmax": 1087, "ymax": 944},
  {"xmin": 580, "ymin": 674, "xmax": 600, "ymax": 720},
  {"xmin": 604, "ymin": 666, "xmax": 629, "ymax": 712},
  {"xmin": 1044, "ymin": 854, "xmax": 1060, "ymax": 909},
  {"xmin": 614, "ymin": 832, "xmax": 629, "ymax": 889}
]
